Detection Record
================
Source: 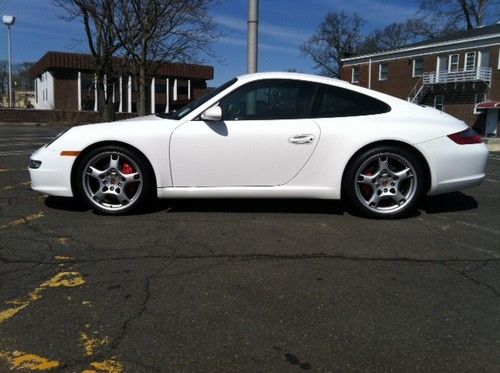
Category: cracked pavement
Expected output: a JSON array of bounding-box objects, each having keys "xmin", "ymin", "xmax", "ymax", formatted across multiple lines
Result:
[{"xmin": 0, "ymin": 124, "xmax": 499, "ymax": 372}]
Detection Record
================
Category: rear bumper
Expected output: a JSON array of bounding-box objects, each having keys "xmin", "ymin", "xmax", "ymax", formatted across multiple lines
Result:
[
  {"xmin": 417, "ymin": 137, "xmax": 489, "ymax": 195},
  {"xmin": 28, "ymin": 146, "xmax": 75, "ymax": 197}
]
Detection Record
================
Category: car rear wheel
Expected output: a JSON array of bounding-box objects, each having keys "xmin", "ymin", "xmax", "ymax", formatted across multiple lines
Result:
[
  {"xmin": 343, "ymin": 146, "xmax": 425, "ymax": 218},
  {"xmin": 76, "ymin": 146, "xmax": 153, "ymax": 215}
]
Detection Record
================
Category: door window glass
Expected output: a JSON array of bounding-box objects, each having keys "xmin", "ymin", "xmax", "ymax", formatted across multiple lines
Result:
[{"xmin": 219, "ymin": 79, "xmax": 316, "ymax": 120}]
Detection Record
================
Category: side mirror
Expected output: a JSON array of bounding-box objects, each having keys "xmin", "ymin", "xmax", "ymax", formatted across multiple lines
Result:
[{"xmin": 201, "ymin": 106, "xmax": 222, "ymax": 121}]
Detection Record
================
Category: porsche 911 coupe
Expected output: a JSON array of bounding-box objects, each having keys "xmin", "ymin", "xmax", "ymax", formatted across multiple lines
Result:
[{"xmin": 29, "ymin": 72, "xmax": 489, "ymax": 218}]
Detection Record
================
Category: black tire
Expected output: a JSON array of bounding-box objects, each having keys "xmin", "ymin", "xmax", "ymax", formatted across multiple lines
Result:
[
  {"xmin": 343, "ymin": 145, "xmax": 425, "ymax": 219},
  {"xmin": 75, "ymin": 145, "xmax": 154, "ymax": 215}
]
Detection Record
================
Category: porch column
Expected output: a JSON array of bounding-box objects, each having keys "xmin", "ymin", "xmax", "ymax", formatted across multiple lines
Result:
[
  {"xmin": 173, "ymin": 79, "xmax": 178, "ymax": 101},
  {"xmin": 165, "ymin": 78, "xmax": 169, "ymax": 113},
  {"xmin": 187, "ymin": 79, "xmax": 191, "ymax": 100},
  {"xmin": 77, "ymin": 71, "xmax": 82, "ymax": 111},
  {"xmin": 127, "ymin": 75, "xmax": 132, "ymax": 113},
  {"xmin": 94, "ymin": 74, "xmax": 98, "ymax": 112},
  {"xmin": 104, "ymin": 74, "xmax": 107, "ymax": 100},
  {"xmin": 368, "ymin": 59, "xmax": 372, "ymax": 89},
  {"xmin": 118, "ymin": 76, "xmax": 123, "ymax": 113},
  {"xmin": 151, "ymin": 77, "xmax": 156, "ymax": 113},
  {"xmin": 477, "ymin": 52, "xmax": 482, "ymax": 80}
]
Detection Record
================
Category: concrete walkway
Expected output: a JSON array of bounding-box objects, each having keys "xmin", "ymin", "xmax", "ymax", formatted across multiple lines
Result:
[{"xmin": 483, "ymin": 137, "xmax": 500, "ymax": 151}]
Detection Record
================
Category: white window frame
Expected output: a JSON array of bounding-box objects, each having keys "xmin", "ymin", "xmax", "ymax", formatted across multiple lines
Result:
[
  {"xmin": 434, "ymin": 95, "xmax": 444, "ymax": 111},
  {"xmin": 351, "ymin": 66, "xmax": 359, "ymax": 83},
  {"xmin": 448, "ymin": 54, "xmax": 459, "ymax": 72},
  {"xmin": 473, "ymin": 92, "xmax": 486, "ymax": 114},
  {"xmin": 412, "ymin": 58, "xmax": 423, "ymax": 77},
  {"xmin": 378, "ymin": 63, "xmax": 388, "ymax": 81},
  {"xmin": 464, "ymin": 51, "xmax": 476, "ymax": 71}
]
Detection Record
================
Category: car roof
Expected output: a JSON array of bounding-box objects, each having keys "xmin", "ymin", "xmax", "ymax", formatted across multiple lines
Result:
[{"xmin": 235, "ymin": 72, "xmax": 409, "ymax": 109}]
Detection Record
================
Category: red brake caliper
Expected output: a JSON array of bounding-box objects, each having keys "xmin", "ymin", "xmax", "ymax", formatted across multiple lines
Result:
[
  {"xmin": 122, "ymin": 162, "xmax": 138, "ymax": 195},
  {"xmin": 360, "ymin": 168, "xmax": 373, "ymax": 199}
]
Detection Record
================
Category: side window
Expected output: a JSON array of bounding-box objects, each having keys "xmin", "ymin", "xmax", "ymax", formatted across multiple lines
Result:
[
  {"xmin": 351, "ymin": 66, "xmax": 359, "ymax": 83},
  {"xmin": 379, "ymin": 63, "xmax": 388, "ymax": 81},
  {"xmin": 219, "ymin": 79, "xmax": 316, "ymax": 121},
  {"xmin": 314, "ymin": 85, "xmax": 391, "ymax": 118},
  {"xmin": 434, "ymin": 95, "xmax": 444, "ymax": 111},
  {"xmin": 413, "ymin": 58, "xmax": 423, "ymax": 77}
]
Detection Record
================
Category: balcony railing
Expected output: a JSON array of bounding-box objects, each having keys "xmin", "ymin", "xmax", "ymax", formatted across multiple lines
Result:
[{"xmin": 423, "ymin": 67, "xmax": 492, "ymax": 85}]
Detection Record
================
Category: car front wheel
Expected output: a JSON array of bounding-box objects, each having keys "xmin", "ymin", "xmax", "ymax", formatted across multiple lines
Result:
[
  {"xmin": 343, "ymin": 146, "xmax": 425, "ymax": 218},
  {"xmin": 76, "ymin": 145, "xmax": 153, "ymax": 215}
]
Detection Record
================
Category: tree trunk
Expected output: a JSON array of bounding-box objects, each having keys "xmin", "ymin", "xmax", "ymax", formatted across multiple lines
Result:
[{"xmin": 96, "ymin": 69, "xmax": 116, "ymax": 122}]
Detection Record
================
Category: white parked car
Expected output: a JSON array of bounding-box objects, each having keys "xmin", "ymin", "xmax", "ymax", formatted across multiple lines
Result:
[{"xmin": 29, "ymin": 72, "xmax": 488, "ymax": 218}]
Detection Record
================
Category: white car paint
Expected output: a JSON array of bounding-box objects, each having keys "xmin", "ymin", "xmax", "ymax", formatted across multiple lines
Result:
[
  {"xmin": 170, "ymin": 118, "xmax": 320, "ymax": 186},
  {"xmin": 29, "ymin": 72, "xmax": 488, "ymax": 204}
]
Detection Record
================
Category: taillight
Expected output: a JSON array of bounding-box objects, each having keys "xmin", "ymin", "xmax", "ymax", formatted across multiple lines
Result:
[{"xmin": 447, "ymin": 128, "xmax": 482, "ymax": 145}]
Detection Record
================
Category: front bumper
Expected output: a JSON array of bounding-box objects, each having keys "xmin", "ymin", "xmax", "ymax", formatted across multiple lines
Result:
[{"xmin": 28, "ymin": 146, "xmax": 76, "ymax": 197}]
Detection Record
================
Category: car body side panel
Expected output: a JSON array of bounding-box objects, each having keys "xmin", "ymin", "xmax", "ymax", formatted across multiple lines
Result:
[
  {"xmin": 32, "ymin": 118, "xmax": 180, "ymax": 197},
  {"xmin": 285, "ymin": 111, "xmax": 473, "ymax": 198},
  {"xmin": 170, "ymin": 118, "xmax": 321, "ymax": 186}
]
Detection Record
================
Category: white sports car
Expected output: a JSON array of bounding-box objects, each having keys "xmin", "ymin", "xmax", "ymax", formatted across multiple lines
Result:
[{"xmin": 29, "ymin": 72, "xmax": 488, "ymax": 218}]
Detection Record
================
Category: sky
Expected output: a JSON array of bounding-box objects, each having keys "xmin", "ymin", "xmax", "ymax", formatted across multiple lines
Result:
[{"xmin": 0, "ymin": 0, "xmax": 424, "ymax": 86}]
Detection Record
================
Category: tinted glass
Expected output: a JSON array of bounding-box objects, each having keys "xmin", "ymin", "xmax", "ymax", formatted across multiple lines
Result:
[
  {"xmin": 314, "ymin": 85, "xmax": 391, "ymax": 118},
  {"xmin": 219, "ymin": 79, "xmax": 316, "ymax": 121}
]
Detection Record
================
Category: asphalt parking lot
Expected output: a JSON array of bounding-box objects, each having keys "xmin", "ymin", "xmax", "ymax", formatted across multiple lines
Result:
[{"xmin": 0, "ymin": 124, "xmax": 499, "ymax": 372}]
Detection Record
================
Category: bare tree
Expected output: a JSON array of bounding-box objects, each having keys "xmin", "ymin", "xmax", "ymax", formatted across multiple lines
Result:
[
  {"xmin": 300, "ymin": 11, "xmax": 365, "ymax": 77},
  {"xmin": 54, "ymin": 0, "xmax": 125, "ymax": 121},
  {"xmin": 0, "ymin": 60, "xmax": 7, "ymax": 99},
  {"xmin": 13, "ymin": 62, "xmax": 34, "ymax": 91},
  {"xmin": 359, "ymin": 19, "xmax": 436, "ymax": 54},
  {"xmin": 418, "ymin": 0, "xmax": 496, "ymax": 30},
  {"xmin": 115, "ymin": 0, "xmax": 220, "ymax": 116}
]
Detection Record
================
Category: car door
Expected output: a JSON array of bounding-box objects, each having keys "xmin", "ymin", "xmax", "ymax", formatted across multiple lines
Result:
[{"xmin": 170, "ymin": 79, "xmax": 321, "ymax": 187}]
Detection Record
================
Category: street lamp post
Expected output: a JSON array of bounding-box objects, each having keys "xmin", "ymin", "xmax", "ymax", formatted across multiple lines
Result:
[{"xmin": 3, "ymin": 15, "xmax": 15, "ymax": 108}]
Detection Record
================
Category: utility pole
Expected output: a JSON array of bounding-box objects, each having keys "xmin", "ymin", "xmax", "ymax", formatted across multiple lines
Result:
[{"xmin": 247, "ymin": 0, "xmax": 258, "ymax": 74}]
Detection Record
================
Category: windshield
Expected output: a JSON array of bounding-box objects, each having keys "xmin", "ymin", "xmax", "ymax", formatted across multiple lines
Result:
[{"xmin": 156, "ymin": 77, "xmax": 238, "ymax": 120}]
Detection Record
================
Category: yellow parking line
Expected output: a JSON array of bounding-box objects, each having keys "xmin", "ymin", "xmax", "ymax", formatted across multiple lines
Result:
[
  {"xmin": 82, "ymin": 358, "xmax": 123, "ymax": 373},
  {"xmin": 80, "ymin": 331, "xmax": 109, "ymax": 357},
  {"xmin": 0, "ymin": 350, "xmax": 59, "ymax": 371},
  {"xmin": 0, "ymin": 212, "xmax": 44, "ymax": 230},
  {"xmin": 0, "ymin": 272, "xmax": 85, "ymax": 324}
]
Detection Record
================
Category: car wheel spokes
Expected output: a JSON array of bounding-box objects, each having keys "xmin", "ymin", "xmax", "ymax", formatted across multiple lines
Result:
[
  {"xmin": 82, "ymin": 151, "xmax": 143, "ymax": 211},
  {"xmin": 355, "ymin": 153, "xmax": 417, "ymax": 214}
]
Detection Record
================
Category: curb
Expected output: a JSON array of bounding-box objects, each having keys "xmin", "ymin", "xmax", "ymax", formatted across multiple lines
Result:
[{"xmin": 0, "ymin": 122, "xmax": 47, "ymax": 126}]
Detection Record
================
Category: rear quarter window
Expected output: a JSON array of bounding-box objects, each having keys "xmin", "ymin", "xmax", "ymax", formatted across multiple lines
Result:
[{"xmin": 314, "ymin": 85, "xmax": 391, "ymax": 118}]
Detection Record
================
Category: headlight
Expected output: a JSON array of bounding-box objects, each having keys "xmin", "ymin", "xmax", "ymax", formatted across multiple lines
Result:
[{"xmin": 45, "ymin": 129, "xmax": 70, "ymax": 148}]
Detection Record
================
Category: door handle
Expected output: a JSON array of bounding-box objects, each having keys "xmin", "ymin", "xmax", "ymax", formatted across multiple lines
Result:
[{"xmin": 288, "ymin": 134, "xmax": 315, "ymax": 144}]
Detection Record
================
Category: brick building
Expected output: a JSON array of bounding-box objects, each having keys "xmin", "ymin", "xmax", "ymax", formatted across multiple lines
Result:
[
  {"xmin": 340, "ymin": 24, "xmax": 500, "ymax": 137},
  {"xmin": 29, "ymin": 51, "xmax": 214, "ymax": 114}
]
